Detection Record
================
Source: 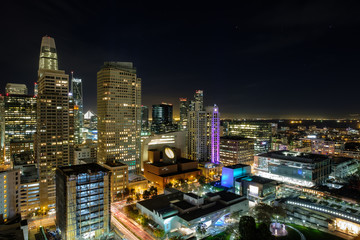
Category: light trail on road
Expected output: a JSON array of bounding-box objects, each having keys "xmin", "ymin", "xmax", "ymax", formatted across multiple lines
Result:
[{"xmin": 111, "ymin": 215, "xmax": 139, "ymax": 240}]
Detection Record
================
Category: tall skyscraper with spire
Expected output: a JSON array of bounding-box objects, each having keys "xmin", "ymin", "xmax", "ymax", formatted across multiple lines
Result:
[
  {"xmin": 97, "ymin": 62, "xmax": 141, "ymax": 172},
  {"xmin": 39, "ymin": 36, "xmax": 58, "ymax": 71},
  {"xmin": 35, "ymin": 36, "xmax": 74, "ymax": 209}
]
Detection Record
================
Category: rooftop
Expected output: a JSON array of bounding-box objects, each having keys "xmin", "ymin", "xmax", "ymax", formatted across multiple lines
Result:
[
  {"xmin": 220, "ymin": 136, "xmax": 254, "ymax": 141},
  {"xmin": 150, "ymin": 162, "xmax": 175, "ymax": 167},
  {"xmin": 137, "ymin": 192, "xmax": 183, "ymax": 212},
  {"xmin": 177, "ymin": 158, "xmax": 197, "ymax": 164},
  {"xmin": 59, "ymin": 163, "xmax": 110, "ymax": 176},
  {"xmin": 172, "ymin": 200, "xmax": 195, "ymax": 210},
  {"xmin": 331, "ymin": 156, "xmax": 356, "ymax": 165},
  {"xmin": 102, "ymin": 62, "xmax": 136, "ymax": 73},
  {"xmin": 159, "ymin": 168, "xmax": 200, "ymax": 178},
  {"xmin": 179, "ymin": 195, "xmax": 247, "ymax": 222},
  {"xmin": 129, "ymin": 173, "xmax": 147, "ymax": 182},
  {"xmin": 237, "ymin": 175, "xmax": 276, "ymax": 184},
  {"xmin": 258, "ymin": 150, "xmax": 329, "ymax": 163},
  {"xmin": 138, "ymin": 189, "xmax": 247, "ymax": 223},
  {"xmin": 185, "ymin": 192, "xmax": 202, "ymax": 199},
  {"xmin": 224, "ymin": 163, "xmax": 251, "ymax": 169},
  {"xmin": 104, "ymin": 161, "xmax": 127, "ymax": 168},
  {"xmin": 216, "ymin": 191, "xmax": 244, "ymax": 202}
]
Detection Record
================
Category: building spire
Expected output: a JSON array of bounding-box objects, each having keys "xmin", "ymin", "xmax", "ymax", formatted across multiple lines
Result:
[{"xmin": 39, "ymin": 36, "xmax": 58, "ymax": 71}]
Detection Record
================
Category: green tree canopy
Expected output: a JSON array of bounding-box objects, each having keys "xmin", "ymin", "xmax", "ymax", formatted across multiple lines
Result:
[
  {"xmin": 257, "ymin": 222, "xmax": 273, "ymax": 240},
  {"xmin": 154, "ymin": 228, "xmax": 165, "ymax": 238},
  {"xmin": 239, "ymin": 216, "xmax": 257, "ymax": 240}
]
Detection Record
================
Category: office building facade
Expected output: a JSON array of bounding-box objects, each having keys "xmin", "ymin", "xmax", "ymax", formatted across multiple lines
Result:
[
  {"xmin": 226, "ymin": 121, "xmax": 273, "ymax": 154},
  {"xmin": 35, "ymin": 36, "xmax": 74, "ymax": 208},
  {"xmin": 0, "ymin": 169, "xmax": 20, "ymax": 222},
  {"xmin": 206, "ymin": 105, "xmax": 220, "ymax": 164},
  {"xmin": 194, "ymin": 90, "xmax": 204, "ymax": 111},
  {"xmin": 151, "ymin": 103, "xmax": 173, "ymax": 134},
  {"xmin": 187, "ymin": 110, "xmax": 207, "ymax": 161},
  {"xmin": 56, "ymin": 163, "xmax": 110, "ymax": 240},
  {"xmin": 97, "ymin": 62, "xmax": 141, "ymax": 172},
  {"xmin": 254, "ymin": 150, "xmax": 331, "ymax": 187},
  {"xmin": 220, "ymin": 137, "xmax": 254, "ymax": 166},
  {"xmin": 0, "ymin": 87, "xmax": 36, "ymax": 164},
  {"xmin": 103, "ymin": 161, "xmax": 128, "ymax": 202},
  {"xmin": 179, "ymin": 98, "xmax": 189, "ymax": 131},
  {"xmin": 141, "ymin": 105, "xmax": 149, "ymax": 135}
]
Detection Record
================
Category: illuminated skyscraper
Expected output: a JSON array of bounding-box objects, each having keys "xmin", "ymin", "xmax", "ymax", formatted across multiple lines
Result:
[
  {"xmin": 39, "ymin": 36, "xmax": 58, "ymax": 71},
  {"xmin": 97, "ymin": 62, "xmax": 141, "ymax": 172},
  {"xmin": 206, "ymin": 104, "xmax": 220, "ymax": 164},
  {"xmin": 151, "ymin": 103, "xmax": 173, "ymax": 134},
  {"xmin": 35, "ymin": 36, "xmax": 74, "ymax": 209},
  {"xmin": 141, "ymin": 105, "xmax": 149, "ymax": 134},
  {"xmin": 71, "ymin": 72, "xmax": 84, "ymax": 144},
  {"xmin": 187, "ymin": 90, "xmax": 220, "ymax": 163},
  {"xmin": 179, "ymin": 98, "xmax": 189, "ymax": 131},
  {"xmin": 187, "ymin": 91, "xmax": 206, "ymax": 161},
  {"xmin": 194, "ymin": 90, "xmax": 204, "ymax": 111},
  {"xmin": 0, "ymin": 85, "xmax": 36, "ymax": 164}
]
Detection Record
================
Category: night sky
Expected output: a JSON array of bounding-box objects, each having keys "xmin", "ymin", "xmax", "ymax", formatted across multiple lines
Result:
[{"xmin": 2, "ymin": 1, "xmax": 360, "ymax": 118}]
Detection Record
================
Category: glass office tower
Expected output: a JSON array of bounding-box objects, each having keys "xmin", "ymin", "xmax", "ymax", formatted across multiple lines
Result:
[{"xmin": 56, "ymin": 163, "xmax": 110, "ymax": 240}]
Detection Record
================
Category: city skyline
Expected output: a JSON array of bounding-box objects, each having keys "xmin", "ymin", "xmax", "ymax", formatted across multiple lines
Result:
[
  {"xmin": 2, "ymin": 2, "xmax": 360, "ymax": 240},
  {"xmin": 2, "ymin": 1, "xmax": 360, "ymax": 118}
]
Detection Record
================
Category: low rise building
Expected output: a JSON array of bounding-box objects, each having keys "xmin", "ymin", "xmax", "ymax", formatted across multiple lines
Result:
[
  {"xmin": 141, "ymin": 131, "xmax": 186, "ymax": 170},
  {"xmin": 235, "ymin": 175, "xmax": 277, "ymax": 204},
  {"xmin": 198, "ymin": 162, "xmax": 222, "ymax": 181},
  {"xmin": 330, "ymin": 157, "xmax": 360, "ymax": 180},
  {"xmin": 103, "ymin": 161, "xmax": 128, "ymax": 202},
  {"xmin": 220, "ymin": 164, "xmax": 251, "ymax": 188},
  {"xmin": 13, "ymin": 151, "xmax": 40, "ymax": 218},
  {"xmin": 143, "ymin": 147, "xmax": 201, "ymax": 189},
  {"xmin": 283, "ymin": 198, "xmax": 360, "ymax": 236},
  {"xmin": 19, "ymin": 182, "xmax": 39, "ymax": 218},
  {"xmin": 74, "ymin": 141, "xmax": 97, "ymax": 165},
  {"xmin": 219, "ymin": 137, "xmax": 254, "ymax": 166},
  {"xmin": 136, "ymin": 189, "xmax": 248, "ymax": 233},
  {"xmin": 254, "ymin": 150, "xmax": 331, "ymax": 187},
  {"xmin": 128, "ymin": 174, "xmax": 149, "ymax": 194},
  {"xmin": 0, "ymin": 169, "xmax": 20, "ymax": 222}
]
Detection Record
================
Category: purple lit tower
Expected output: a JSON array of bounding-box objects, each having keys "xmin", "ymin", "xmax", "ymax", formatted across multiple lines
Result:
[{"xmin": 206, "ymin": 104, "xmax": 220, "ymax": 164}]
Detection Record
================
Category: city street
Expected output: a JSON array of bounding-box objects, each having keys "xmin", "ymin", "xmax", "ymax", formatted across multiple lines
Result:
[
  {"xmin": 111, "ymin": 215, "xmax": 139, "ymax": 240},
  {"xmin": 111, "ymin": 204, "xmax": 155, "ymax": 240},
  {"xmin": 28, "ymin": 214, "xmax": 56, "ymax": 230}
]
